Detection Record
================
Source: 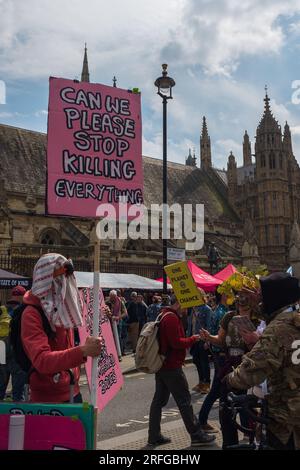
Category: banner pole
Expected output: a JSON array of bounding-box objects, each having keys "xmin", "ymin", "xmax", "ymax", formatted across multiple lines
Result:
[
  {"xmin": 91, "ymin": 220, "xmax": 100, "ymax": 409},
  {"xmin": 111, "ymin": 319, "xmax": 122, "ymax": 359}
]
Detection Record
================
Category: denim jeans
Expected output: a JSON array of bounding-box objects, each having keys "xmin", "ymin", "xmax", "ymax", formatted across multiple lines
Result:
[
  {"xmin": 0, "ymin": 353, "xmax": 27, "ymax": 401},
  {"xmin": 148, "ymin": 368, "xmax": 199, "ymax": 442},
  {"xmin": 199, "ymin": 354, "xmax": 225, "ymax": 425},
  {"xmin": 191, "ymin": 342, "xmax": 210, "ymax": 384}
]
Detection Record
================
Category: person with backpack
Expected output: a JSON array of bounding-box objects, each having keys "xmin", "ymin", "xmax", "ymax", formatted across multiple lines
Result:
[
  {"xmin": 146, "ymin": 296, "xmax": 161, "ymax": 323},
  {"xmin": 147, "ymin": 294, "xmax": 216, "ymax": 448},
  {"xmin": 6, "ymin": 286, "xmax": 26, "ymax": 315},
  {"xmin": 15, "ymin": 253, "xmax": 102, "ymax": 403},
  {"xmin": 0, "ymin": 286, "xmax": 27, "ymax": 401}
]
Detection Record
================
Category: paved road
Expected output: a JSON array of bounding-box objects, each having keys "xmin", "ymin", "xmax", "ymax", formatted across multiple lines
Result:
[{"xmin": 80, "ymin": 363, "xmax": 216, "ymax": 442}]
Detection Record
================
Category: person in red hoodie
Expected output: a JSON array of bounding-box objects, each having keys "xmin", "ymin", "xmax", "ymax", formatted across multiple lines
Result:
[
  {"xmin": 147, "ymin": 294, "xmax": 216, "ymax": 448},
  {"xmin": 21, "ymin": 253, "xmax": 102, "ymax": 403}
]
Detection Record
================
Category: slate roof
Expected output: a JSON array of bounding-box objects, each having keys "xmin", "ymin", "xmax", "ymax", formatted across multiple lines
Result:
[
  {"xmin": 237, "ymin": 163, "xmax": 256, "ymax": 184},
  {"xmin": 0, "ymin": 123, "xmax": 239, "ymax": 222}
]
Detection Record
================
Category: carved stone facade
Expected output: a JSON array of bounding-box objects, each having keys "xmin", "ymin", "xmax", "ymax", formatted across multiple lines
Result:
[
  {"xmin": 242, "ymin": 219, "xmax": 260, "ymax": 270},
  {"xmin": 289, "ymin": 221, "xmax": 300, "ymax": 279},
  {"xmin": 225, "ymin": 91, "xmax": 300, "ymax": 271},
  {"xmin": 1, "ymin": 91, "xmax": 298, "ymax": 276},
  {"xmin": 5, "ymin": 50, "xmax": 296, "ymax": 276},
  {"xmin": 0, "ymin": 122, "xmax": 243, "ymax": 277}
]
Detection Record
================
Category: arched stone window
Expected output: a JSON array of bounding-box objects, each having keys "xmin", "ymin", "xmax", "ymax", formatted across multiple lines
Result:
[
  {"xmin": 39, "ymin": 228, "xmax": 61, "ymax": 245},
  {"xmin": 269, "ymin": 152, "xmax": 276, "ymax": 169},
  {"xmin": 274, "ymin": 225, "xmax": 280, "ymax": 245}
]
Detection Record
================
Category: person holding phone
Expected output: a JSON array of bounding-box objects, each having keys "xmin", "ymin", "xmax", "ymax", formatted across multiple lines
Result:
[{"xmin": 199, "ymin": 290, "xmax": 260, "ymax": 448}]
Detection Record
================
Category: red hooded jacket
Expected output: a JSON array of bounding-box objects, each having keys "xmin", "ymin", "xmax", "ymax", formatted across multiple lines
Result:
[
  {"xmin": 159, "ymin": 308, "xmax": 198, "ymax": 369},
  {"xmin": 21, "ymin": 290, "xmax": 85, "ymax": 403}
]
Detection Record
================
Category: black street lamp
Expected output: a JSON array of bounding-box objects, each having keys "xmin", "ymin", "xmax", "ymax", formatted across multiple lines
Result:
[{"xmin": 155, "ymin": 64, "xmax": 175, "ymax": 295}]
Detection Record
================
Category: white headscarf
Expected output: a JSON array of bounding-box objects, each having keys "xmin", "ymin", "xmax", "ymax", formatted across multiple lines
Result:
[{"xmin": 31, "ymin": 253, "xmax": 83, "ymax": 329}]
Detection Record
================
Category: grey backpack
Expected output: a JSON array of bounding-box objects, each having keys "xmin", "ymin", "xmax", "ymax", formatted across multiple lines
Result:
[{"xmin": 135, "ymin": 312, "xmax": 172, "ymax": 374}]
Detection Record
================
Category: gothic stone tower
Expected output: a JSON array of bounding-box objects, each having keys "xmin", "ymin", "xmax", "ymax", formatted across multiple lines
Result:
[
  {"xmin": 243, "ymin": 130, "xmax": 252, "ymax": 166},
  {"xmin": 227, "ymin": 151, "xmax": 238, "ymax": 208},
  {"xmin": 200, "ymin": 116, "xmax": 212, "ymax": 170},
  {"xmin": 254, "ymin": 90, "xmax": 291, "ymax": 269}
]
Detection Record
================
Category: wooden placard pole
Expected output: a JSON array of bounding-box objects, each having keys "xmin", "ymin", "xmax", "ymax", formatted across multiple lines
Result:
[{"xmin": 91, "ymin": 220, "xmax": 100, "ymax": 445}]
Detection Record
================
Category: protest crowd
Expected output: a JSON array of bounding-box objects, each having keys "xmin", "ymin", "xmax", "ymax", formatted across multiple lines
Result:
[{"xmin": 0, "ymin": 253, "xmax": 300, "ymax": 451}]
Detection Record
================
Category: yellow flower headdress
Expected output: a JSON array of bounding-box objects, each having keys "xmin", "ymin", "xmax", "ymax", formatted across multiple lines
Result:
[{"xmin": 217, "ymin": 266, "xmax": 268, "ymax": 305}]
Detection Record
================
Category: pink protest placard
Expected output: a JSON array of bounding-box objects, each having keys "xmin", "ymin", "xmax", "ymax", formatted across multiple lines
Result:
[
  {"xmin": 0, "ymin": 415, "xmax": 86, "ymax": 450},
  {"xmin": 46, "ymin": 77, "xmax": 143, "ymax": 218},
  {"xmin": 78, "ymin": 288, "xmax": 124, "ymax": 411}
]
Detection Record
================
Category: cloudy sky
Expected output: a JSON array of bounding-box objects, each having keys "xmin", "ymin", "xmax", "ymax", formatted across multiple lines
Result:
[{"xmin": 1, "ymin": 0, "xmax": 300, "ymax": 168}]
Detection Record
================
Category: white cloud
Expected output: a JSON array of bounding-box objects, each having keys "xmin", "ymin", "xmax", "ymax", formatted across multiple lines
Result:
[
  {"xmin": 171, "ymin": 0, "xmax": 300, "ymax": 76},
  {"xmin": 291, "ymin": 125, "xmax": 300, "ymax": 135},
  {"xmin": 1, "ymin": 0, "xmax": 300, "ymax": 82},
  {"xmin": 0, "ymin": 111, "xmax": 14, "ymax": 118},
  {"xmin": 214, "ymin": 139, "xmax": 243, "ymax": 167},
  {"xmin": 0, "ymin": 111, "xmax": 24, "ymax": 118},
  {"xmin": 1, "ymin": 0, "xmax": 300, "ymax": 169},
  {"xmin": 0, "ymin": 0, "xmax": 183, "ymax": 81},
  {"xmin": 143, "ymin": 134, "xmax": 194, "ymax": 165},
  {"xmin": 34, "ymin": 109, "xmax": 48, "ymax": 118},
  {"xmin": 270, "ymin": 99, "xmax": 291, "ymax": 123}
]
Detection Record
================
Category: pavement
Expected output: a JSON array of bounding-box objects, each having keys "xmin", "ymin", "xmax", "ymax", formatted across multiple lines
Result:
[
  {"xmin": 97, "ymin": 416, "xmax": 222, "ymax": 451},
  {"xmin": 5, "ymin": 354, "xmax": 224, "ymax": 451},
  {"xmin": 94, "ymin": 354, "xmax": 223, "ymax": 451},
  {"xmin": 117, "ymin": 353, "xmax": 193, "ymax": 376}
]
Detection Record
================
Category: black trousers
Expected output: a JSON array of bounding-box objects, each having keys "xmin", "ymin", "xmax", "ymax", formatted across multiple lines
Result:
[
  {"xmin": 148, "ymin": 368, "xmax": 199, "ymax": 442},
  {"xmin": 191, "ymin": 343, "xmax": 211, "ymax": 384},
  {"xmin": 220, "ymin": 382, "xmax": 250, "ymax": 449}
]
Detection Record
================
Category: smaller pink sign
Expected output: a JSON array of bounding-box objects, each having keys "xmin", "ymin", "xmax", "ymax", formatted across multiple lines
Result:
[{"xmin": 79, "ymin": 288, "xmax": 124, "ymax": 411}]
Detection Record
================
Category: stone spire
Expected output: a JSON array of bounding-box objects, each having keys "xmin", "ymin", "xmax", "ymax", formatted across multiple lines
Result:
[
  {"xmin": 228, "ymin": 150, "xmax": 236, "ymax": 166},
  {"xmin": 186, "ymin": 148, "xmax": 197, "ymax": 167},
  {"xmin": 227, "ymin": 151, "xmax": 237, "ymax": 206},
  {"xmin": 283, "ymin": 121, "xmax": 293, "ymax": 154},
  {"xmin": 200, "ymin": 116, "xmax": 212, "ymax": 170},
  {"xmin": 202, "ymin": 116, "xmax": 209, "ymax": 139},
  {"xmin": 257, "ymin": 86, "xmax": 281, "ymax": 133},
  {"xmin": 81, "ymin": 43, "xmax": 90, "ymax": 83},
  {"xmin": 243, "ymin": 130, "xmax": 252, "ymax": 166},
  {"xmin": 264, "ymin": 85, "xmax": 271, "ymax": 113}
]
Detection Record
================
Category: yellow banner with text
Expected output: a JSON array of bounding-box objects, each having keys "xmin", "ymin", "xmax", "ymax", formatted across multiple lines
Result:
[{"xmin": 164, "ymin": 261, "xmax": 204, "ymax": 309}]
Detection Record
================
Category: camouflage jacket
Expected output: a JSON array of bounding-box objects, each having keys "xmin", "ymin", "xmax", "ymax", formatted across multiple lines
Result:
[{"xmin": 227, "ymin": 308, "xmax": 300, "ymax": 449}]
